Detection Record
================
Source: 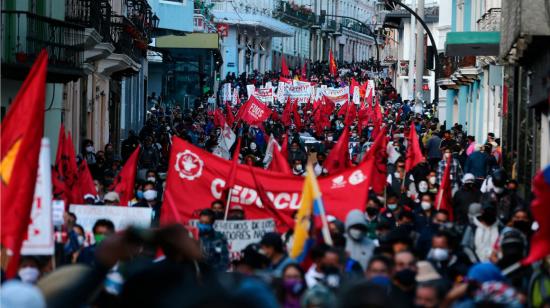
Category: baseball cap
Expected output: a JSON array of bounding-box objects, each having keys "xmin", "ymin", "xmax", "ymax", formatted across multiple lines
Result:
[
  {"xmin": 103, "ymin": 191, "xmax": 120, "ymax": 203},
  {"xmin": 259, "ymin": 232, "xmax": 283, "ymax": 251},
  {"xmin": 462, "ymin": 173, "xmax": 476, "ymax": 184}
]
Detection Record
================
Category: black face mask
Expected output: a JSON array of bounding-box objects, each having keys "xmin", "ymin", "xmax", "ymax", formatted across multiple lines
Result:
[
  {"xmin": 480, "ymin": 212, "xmax": 497, "ymax": 225},
  {"xmin": 394, "ymin": 269, "xmax": 417, "ymax": 288},
  {"xmin": 213, "ymin": 211, "xmax": 224, "ymax": 220},
  {"xmin": 366, "ymin": 207, "xmax": 378, "ymax": 217},
  {"xmin": 513, "ymin": 220, "xmax": 531, "ymax": 234}
]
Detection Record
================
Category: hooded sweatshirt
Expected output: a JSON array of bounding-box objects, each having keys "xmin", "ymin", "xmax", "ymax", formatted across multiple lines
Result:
[{"xmin": 345, "ymin": 210, "xmax": 376, "ymax": 270}]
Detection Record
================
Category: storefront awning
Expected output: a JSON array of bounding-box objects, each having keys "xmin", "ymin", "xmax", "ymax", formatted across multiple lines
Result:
[
  {"xmin": 445, "ymin": 31, "xmax": 500, "ymax": 56},
  {"xmin": 212, "ymin": 11, "xmax": 295, "ymax": 37},
  {"xmin": 155, "ymin": 33, "xmax": 220, "ymax": 49}
]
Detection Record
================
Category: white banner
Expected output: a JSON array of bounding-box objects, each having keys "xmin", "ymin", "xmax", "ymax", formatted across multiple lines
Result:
[
  {"xmin": 292, "ymin": 80, "xmax": 311, "ymax": 87},
  {"xmin": 285, "ymin": 84, "xmax": 313, "ymax": 104},
  {"xmin": 222, "ymin": 83, "xmax": 232, "ymax": 102},
  {"xmin": 246, "ymin": 84, "xmax": 256, "ymax": 99},
  {"xmin": 190, "ymin": 218, "xmax": 276, "ymax": 260},
  {"xmin": 254, "ymin": 88, "xmax": 274, "ymax": 104},
  {"xmin": 353, "ymin": 86, "xmax": 360, "ymax": 105},
  {"xmin": 232, "ymin": 88, "xmax": 239, "ymax": 106},
  {"xmin": 277, "ymin": 81, "xmax": 288, "ymax": 103},
  {"xmin": 22, "ymin": 138, "xmax": 54, "ymax": 255},
  {"xmin": 69, "ymin": 205, "xmax": 152, "ymax": 241},
  {"xmin": 367, "ymin": 80, "xmax": 375, "ymax": 99},
  {"xmin": 323, "ymin": 86, "xmax": 349, "ymax": 106}
]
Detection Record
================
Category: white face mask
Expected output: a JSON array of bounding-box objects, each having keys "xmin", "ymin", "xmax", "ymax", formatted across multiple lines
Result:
[
  {"xmin": 387, "ymin": 203, "xmax": 397, "ymax": 211},
  {"xmin": 493, "ymin": 186, "xmax": 504, "ymax": 194},
  {"xmin": 295, "ymin": 164, "xmax": 303, "ymax": 172},
  {"xmin": 86, "ymin": 146, "xmax": 95, "ymax": 153},
  {"xmin": 421, "ymin": 201, "xmax": 432, "ymax": 211},
  {"xmin": 368, "ymin": 126, "xmax": 374, "ymax": 131},
  {"xmin": 250, "ymin": 143, "xmax": 257, "ymax": 150},
  {"xmin": 327, "ymin": 136, "xmax": 334, "ymax": 142},
  {"xmin": 418, "ymin": 181, "xmax": 428, "ymax": 193},
  {"xmin": 429, "ymin": 176, "xmax": 437, "ymax": 185},
  {"xmin": 429, "ymin": 248, "xmax": 449, "ymax": 261},
  {"xmin": 147, "ymin": 177, "xmax": 156, "ymax": 183},
  {"xmin": 77, "ymin": 235, "xmax": 85, "ymax": 246},
  {"xmin": 18, "ymin": 267, "xmax": 40, "ymax": 284},
  {"xmin": 352, "ymin": 133, "xmax": 357, "ymax": 138},
  {"xmin": 348, "ymin": 228, "xmax": 365, "ymax": 241},
  {"xmin": 143, "ymin": 189, "xmax": 158, "ymax": 201}
]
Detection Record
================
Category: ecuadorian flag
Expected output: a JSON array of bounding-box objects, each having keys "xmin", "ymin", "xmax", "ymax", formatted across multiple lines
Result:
[{"xmin": 290, "ymin": 165, "xmax": 332, "ymax": 262}]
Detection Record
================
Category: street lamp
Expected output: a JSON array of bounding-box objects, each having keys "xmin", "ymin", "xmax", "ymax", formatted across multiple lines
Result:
[
  {"xmin": 152, "ymin": 13, "xmax": 160, "ymax": 29},
  {"xmin": 384, "ymin": 0, "xmax": 440, "ymax": 104}
]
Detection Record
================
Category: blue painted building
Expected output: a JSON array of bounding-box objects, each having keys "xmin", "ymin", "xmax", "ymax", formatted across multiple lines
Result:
[{"xmin": 437, "ymin": 0, "xmax": 502, "ymax": 145}]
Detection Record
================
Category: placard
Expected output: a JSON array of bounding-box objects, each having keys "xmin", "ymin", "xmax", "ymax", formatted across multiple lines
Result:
[{"xmin": 190, "ymin": 218, "xmax": 275, "ymax": 260}]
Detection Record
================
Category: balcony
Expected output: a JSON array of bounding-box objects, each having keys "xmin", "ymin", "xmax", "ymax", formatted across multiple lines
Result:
[
  {"xmin": 477, "ymin": 8, "xmax": 501, "ymax": 32},
  {"xmin": 106, "ymin": 15, "xmax": 145, "ymax": 75},
  {"xmin": 65, "ymin": 0, "xmax": 112, "ymax": 44},
  {"xmin": 323, "ymin": 20, "xmax": 338, "ymax": 33},
  {"xmin": 1, "ymin": 10, "xmax": 86, "ymax": 83},
  {"xmin": 274, "ymin": 1, "xmax": 315, "ymax": 28},
  {"xmin": 437, "ymin": 55, "xmax": 478, "ymax": 89},
  {"xmin": 193, "ymin": 10, "xmax": 217, "ymax": 33}
]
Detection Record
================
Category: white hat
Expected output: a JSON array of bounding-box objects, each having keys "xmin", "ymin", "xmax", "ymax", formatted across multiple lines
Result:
[
  {"xmin": 0, "ymin": 280, "xmax": 46, "ymax": 308},
  {"xmin": 103, "ymin": 191, "xmax": 120, "ymax": 203},
  {"xmin": 462, "ymin": 173, "xmax": 475, "ymax": 184},
  {"xmin": 416, "ymin": 261, "xmax": 442, "ymax": 282}
]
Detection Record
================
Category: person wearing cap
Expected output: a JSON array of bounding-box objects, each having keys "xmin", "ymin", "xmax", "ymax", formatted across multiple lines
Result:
[
  {"xmin": 103, "ymin": 191, "xmax": 120, "ymax": 205},
  {"xmin": 452, "ymin": 173, "xmax": 482, "ymax": 227},
  {"xmin": 259, "ymin": 232, "xmax": 294, "ymax": 278},
  {"xmin": 227, "ymin": 205, "xmax": 246, "ymax": 220}
]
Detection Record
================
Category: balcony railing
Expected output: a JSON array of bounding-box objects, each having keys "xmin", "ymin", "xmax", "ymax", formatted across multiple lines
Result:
[
  {"xmin": 323, "ymin": 19, "xmax": 338, "ymax": 32},
  {"xmin": 65, "ymin": 0, "xmax": 112, "ymax": 42},
  {"xmin": 274, "ymin": 1, "xmax": 315, "ymax": 27},
  {"xmin": 439, "ymin": 55, "xmax": 477, "ymax": 78},
  {"xmin": 110, "ymin": 14, "xmax": 146, "ymax": 62},
  {"xmin": 477, "ymin": 8, "xmax": 501, "ymax": 31},
  {"xmin": 1, "ymin": 10, "xmax": 85, "ymax": 81}
]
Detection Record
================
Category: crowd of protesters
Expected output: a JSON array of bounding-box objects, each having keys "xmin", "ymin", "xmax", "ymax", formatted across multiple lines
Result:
[{"xmin": 2, "ymin": 62, "xmax": 549, "ymax": 308}]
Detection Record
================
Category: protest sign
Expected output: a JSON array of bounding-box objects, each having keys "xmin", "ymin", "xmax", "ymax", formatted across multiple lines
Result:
[
  {"xmin": 254, "ymin": 88, "xmax": 274, "ymax": 104},
  {"xmin": 69, "ymin": 205, "xmax": 152, "ymax": 243},
  {"xmin": 323, "ymin": 86, "xmax": 349, "ymax": 106},
  {"xmin": 22, "ymin": 138, "xmax": 54, "ymax": 255},
  {"xmin": 222, "ymin": 83, "xmax": 232, "ymax": 102},
  {"xmin": 190, "ymin": 218, "xmax": 275, "ymax": 260},
  {"xmin": 246, "ymin": 84, "xmax": 256, "ymax": 99},
  {"xmin": 285, "ymin": 84, "xmax": 313, "ymax": 104}
]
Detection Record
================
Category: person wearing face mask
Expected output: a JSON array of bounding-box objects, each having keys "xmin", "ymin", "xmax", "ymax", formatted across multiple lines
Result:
[
  {"xmin": 288, "ymin": 141, "xmax": 307, "ymax": 164},
  {"xmin": 277, "ymin": 263, "xmax": 307, "ymax": 308},
  {"xmin": 414, "ymin": 194, "xmax": 435, "ymax": 230},
  {"xmin": 292, "ymin": 160, "xmax": 306, "ymax": 176},
  {"xmin": 344, "ymin": 210, "xmax": 376, "ymax": 271},
  {"xmin": 390, "ymin": 251, "xmax": 418, "ymax": 308},
  {"xmin": 426, "ymin": 171, "xmax": 439, "ymax": 194},
  {"xmin": 364, "ymin": 194, "xmax": 382, "ymax": 240},
  {"xmin": 135, "ymin": 182, "xmax": 161, "ymax": 226},
  {"xmin": 227, "ymin": 205, "xmax": 246, "ymax": 220},
  {"xmin": 17, "ymin": 256, "xmax": 42, "ymax": 284},
  {"xmin": 80, "ymin": 139, "xmax": 97, "ymax": 166},
  {"xmin": 259, "ymin": 232, "xmax": 294, "ymax": 278},
  {"xmin": 77, "ymin": 219, "xmax": 115, "ymax": 266},
  {"xmin": 481, "ymin": 169, "xmax": 525, "ymax": 224},
  {"xmin": 210, "ymin": 199, "xmax": 226, "ymax": 220},
  {"xmin": 452, "ymin": 173, "xmax": 482, "ymax": 227},
  {"xmin": 313, "ymin": 152, "xmax": 327, "ymax": 176},
  {"xmin": 436, "ymin": 148, "xmax": 463, "ymax": 190},
  {"xmin": 379, "ymin": 193, "xmax": 401, "ymax": 227},
  {"xmin": 387, "ymin": 159, "xmax": 406, "ymax": 197},
  {"xmin": 197, "ymin": 209, "xmax": 229, "ymax": 272},
  {"xmin": 461, "ymin": 203, "xmax": 501, "ymax": 263},
  {"xmin": 427, "ymin": 231, "xmax": 468, "ymax": 282}
]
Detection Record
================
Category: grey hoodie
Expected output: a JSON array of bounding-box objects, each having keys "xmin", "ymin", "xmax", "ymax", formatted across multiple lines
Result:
[{"xmin": 345, "ymin": 210, "xmax": 376, "ymax": 271}]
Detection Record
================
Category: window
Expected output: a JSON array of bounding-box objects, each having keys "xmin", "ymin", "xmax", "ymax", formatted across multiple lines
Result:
[{"xmin": 160, "ymin": 0, "xmax": 186, "ymax": 5}]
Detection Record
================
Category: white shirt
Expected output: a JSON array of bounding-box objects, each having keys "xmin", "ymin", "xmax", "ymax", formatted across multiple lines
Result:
[{"xmin": 305, "ymin": 264, "xmax": 324, "ymax": 288}]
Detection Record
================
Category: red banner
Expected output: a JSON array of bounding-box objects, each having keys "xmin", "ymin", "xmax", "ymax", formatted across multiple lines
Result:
[
  {"xmin": 237, "ymin": 96, "xmax": 272, "ymax": 125},
  {"xmin": 162, "ymin": 137, "xmax": 374, "ymax": 229}
]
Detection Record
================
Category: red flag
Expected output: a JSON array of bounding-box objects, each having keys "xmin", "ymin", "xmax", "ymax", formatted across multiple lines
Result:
[
  {"xmin": 1, "ymin": 50, "xmax": 47, "ymax": 278},
  {"xmin": 350, "ymin": 78, "xmax": 359, "ymax": 96},
  {"xmin": 362, "ymin": 128, "xmax": 388, "ymax": 195},
  {"xmin": 405, "ymin": 122, "xmax": 424, "ymax": 172},
  {"xmin": 65, "ymin": 132, "xmax": 81, "ymax": 204},
  {"xmin": 435, "ymin": 156, "xmax": 453, "ymax": 221},
  {"xmin": 226, "ymin": 136, "xmax": 242, "ymax": 190},
  {"xmin": 324, "ymin": 126, "xmax": 352, "ymax": 173},
  {"xmin": 111, "ymin": 146, "xmax": 140, "ymax": 206},
  {"xmin": 279, "ymin": 76, "xmax": 292, "ymax": 84},
  {"xmin": 282, "ymin": 99, "xmax": 293, "ymax": 127},
  {"xmin": 521, "ymin": 166, "xmax": 550, "ymax": 265},
  {"xmin": 329, "ymin": 49, "xmax": 337, "ymax": 77},
  {"xmin": 213, "ymin": 109, "xmax": 226, "ymax": 127},
  {"xmin": 281, "ymin": 56, "xmax": 290, "ymax": 78},
  {"xmin": 77, "ymin": 159, "xmax": 97, "ymax": 198},
  {"xmin": 52, "ymin": 124, "xmax": 68, "ymax": 202},
  {"xmin": 269, "ymin": 143, "xmax": 292, "ymax": 174},
  {"xmin": 301, "ymin": 62, "xmax": 307, "ymax": 81},
  {"xmin": 225, "ymin": 102, "xmax": 235, "ymax": 127},
  {"xmin": 237, "ymin": 96, "xmax": 272, "ymax": 126}
]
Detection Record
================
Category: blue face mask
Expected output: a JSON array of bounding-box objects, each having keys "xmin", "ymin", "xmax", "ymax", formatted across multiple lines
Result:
[
  {"xmin": 197, "ymin": 223, "xmax": 213, "ymax": 233},
  {"xmin": 136, "ymin": 191, "xmax": 144, "ymax": 199}
]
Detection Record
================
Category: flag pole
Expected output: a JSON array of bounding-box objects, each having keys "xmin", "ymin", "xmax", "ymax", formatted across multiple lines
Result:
[{"xmin": 223, "ymin": 188, "xmax": 232, "ymax": 221}]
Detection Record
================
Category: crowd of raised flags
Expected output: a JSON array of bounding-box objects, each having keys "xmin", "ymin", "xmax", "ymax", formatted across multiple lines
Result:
[{"xmin": 1, "ymin": 51, "xmax": 550, "ymax": 308}]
